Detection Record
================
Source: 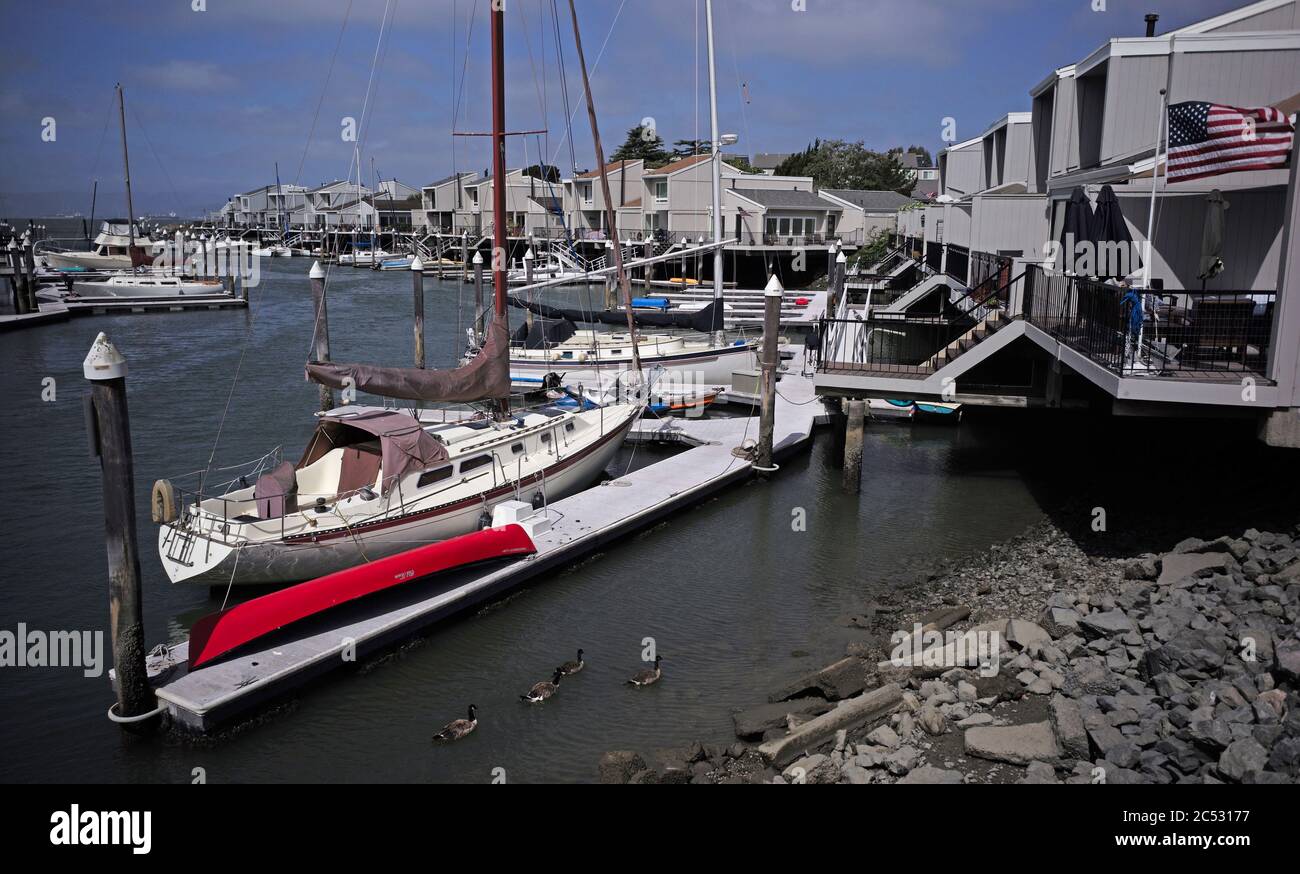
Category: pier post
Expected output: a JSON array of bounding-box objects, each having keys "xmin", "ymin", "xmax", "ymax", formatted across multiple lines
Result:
[
  {"xmin": 472, "ymin": 250, "xmax": 485, "ymax": 342},
  {"xmin": 523, "ymin": 247, "xmax": 535, "ymax": 330},
  {"xmin": 6, "ymin": 239, "xmax": 23, "ymax": 314},
  {"xmin": 755, "ymin": 274, "xmax": 783, "ymax": 472},
  {"xmin": 604, "ymin": 240, "xmax": 616, "ymax": 309},
  {"xmin": 309, "ymin": 261, "xmax": 335, "ymax": 411},
  {"xmin": 461, "ymin": 231, "xmax": 469, "ymax": 282},
  {"xmin": 842, "ymin": 398, "xmax": 866, "ymax": 493},
  {"xmin": 21, "ymin": 232, "xmax": 37, "ymax": 313},
  {"xmin": 435, "ymin": 233, "xmax": 444, "ymax": 280},
  {"xmin": 835, "ymin": 250, "xmax": 847, "ymax": 314},
  {"xmin": 83, "ymin": 333, "xmax": 156, "ymax": 733},
  {"xmin": 411, "ymin": 256, "xmax": 426, "ymax": 369},
  {"xmin": 643, "ymin": 239, "xmax": 653, "ymax": 286}
]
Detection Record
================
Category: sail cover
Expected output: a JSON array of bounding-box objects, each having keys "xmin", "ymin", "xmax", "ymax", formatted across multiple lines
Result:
[
  {"xmin": 509, "ymin": 297, "xmax": 723, "ymax": 333},
  {"xmin": 298, "ymin": 409, "xmax": 449, "ymax": 496},
  {"xmin": 306, "ymin": 317, "xmax": 511, "ymax": 403}
]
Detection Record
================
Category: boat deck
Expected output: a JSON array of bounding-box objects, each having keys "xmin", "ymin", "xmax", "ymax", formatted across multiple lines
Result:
[
  {"xmin": 131, "ymin": 351, "xmax": 826, "ymax": 732},
  {"xmin": 636, "ymin": 288, "xmax": 826, "ymax": 328}
]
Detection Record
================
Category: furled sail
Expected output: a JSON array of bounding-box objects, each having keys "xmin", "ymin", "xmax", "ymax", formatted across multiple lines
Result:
[
  {"xmin": 306, "ymin": 317, "xmax": 511, "ymax": 403},
  {"xmin": 508, "ymin": 297, "xmax": 723, "ymax": 333}
]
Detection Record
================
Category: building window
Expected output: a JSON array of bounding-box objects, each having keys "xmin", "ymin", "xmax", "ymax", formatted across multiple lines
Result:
[{"xmin": 653, "ymin": 181, "xmax": 668, "ymax": 203}]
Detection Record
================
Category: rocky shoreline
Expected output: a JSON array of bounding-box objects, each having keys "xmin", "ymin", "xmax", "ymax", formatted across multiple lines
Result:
[{"xmin": 599, "ymin": 519, "xmax": 1300, "ymax": 784}]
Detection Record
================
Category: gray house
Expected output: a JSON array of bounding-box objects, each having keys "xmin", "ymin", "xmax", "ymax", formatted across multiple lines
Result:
[{"xmin": 820, "ymin": 0, "xmax": 1300, "ymax": 447}]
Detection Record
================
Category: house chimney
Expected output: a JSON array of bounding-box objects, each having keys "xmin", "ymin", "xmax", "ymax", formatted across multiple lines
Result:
[{"xmin": 1144, "ymin": 13, "xmax": 1159, "ymax": 37}]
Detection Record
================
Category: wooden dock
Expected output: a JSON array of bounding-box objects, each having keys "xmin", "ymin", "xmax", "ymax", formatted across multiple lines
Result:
[
  {"xmin": 0, "ymin": 295, "xmax": 245, "ymax": 331},
  {"xmin": 127, "ymin": 352, "xmax": 827, "ymax": 732}
]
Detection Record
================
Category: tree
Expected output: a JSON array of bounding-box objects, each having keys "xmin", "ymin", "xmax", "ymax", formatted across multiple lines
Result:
[
  {"xmin": 776, "ymin": 139, "xmax": 914, "ymax": 195},
  {"xmin": 610, "ymin": 125, "xmax": 672, "ymax": 167},
  {"xmin": 672, "ymin": 139, "xmax": 708, "ymax": 158}
]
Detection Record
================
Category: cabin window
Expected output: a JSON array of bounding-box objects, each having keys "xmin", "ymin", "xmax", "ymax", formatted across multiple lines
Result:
[
  {"xmin": 511, "ymin": 442, "xmax": 524, "ymax": 455},
  {"xmin": 540, "ymin": 433, "xmax": 552, "ymax": 444},
  {"xmin": 459, "ymin": 455, "xmax": 493, "ymax": 474},
  {"xmin": 564, "ymin": 422, "xmax": 575, "ymax": 433},
  {"xmin": 417, "ymin": 466, "xmax": 452, "ymax": 488}
]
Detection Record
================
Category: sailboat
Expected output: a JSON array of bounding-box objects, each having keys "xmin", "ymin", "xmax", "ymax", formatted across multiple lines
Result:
[
  {"xmin": 504, "ymin": 0, "xmax": 757, "ymax": 391},
  {"xmin": 155, "ymin": 5, "xmax": 641, "ymax": 587}
]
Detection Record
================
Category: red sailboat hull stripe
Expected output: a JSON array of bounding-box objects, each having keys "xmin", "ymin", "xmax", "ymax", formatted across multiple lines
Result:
[{"xmin": 188, "ymin": 524, "xmax": 537, "ymax": 668}]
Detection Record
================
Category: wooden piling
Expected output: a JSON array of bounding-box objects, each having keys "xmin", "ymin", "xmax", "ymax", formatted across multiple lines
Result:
[
  {"xmin": 472, "ymin": 250, "xmax": 485, "ymax": 342},
  {"xmin": 309, "ymin": 261, "xmax": 334, "ymax": 411},
  {"xmin": 411, "ymin": 256, "xmax": 426, "ymax": 369},
  {"xmin": 756, "ymin": 274, "xmax": 783, "ymax": 472},
  {"xmin": 83, "ymin": 333, "xmax": 155, "ymax": 732},
  {"xmin": 843, "ymin": 398, "xmax": 866, "ymax": 493},
  {"xmin": 523, "ymin": 247, "xmax": 534, "ymax": 330},
  {"xmin": 20, "ymin": 233, "xmax": 36, "ymax": 313},
  {"xmin": 6, "ymin": 239, "xmax": 22, "ymax": 314}
]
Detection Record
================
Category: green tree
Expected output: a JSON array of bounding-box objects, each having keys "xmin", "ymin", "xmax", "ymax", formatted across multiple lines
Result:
[
  {"xmin": 672, "ymin": 138, "xmax": 708, "ymax": 158},
  {"xmin": 777, "ymin": 139, "xmax": 914, "ymax": 195},
  {"xmin": 521, "ymin": 164, "xmax": 561, "ymax": 183},
  {"xmin": 610, "ymin": 125, "xmax": 672, "ymax": 167}
]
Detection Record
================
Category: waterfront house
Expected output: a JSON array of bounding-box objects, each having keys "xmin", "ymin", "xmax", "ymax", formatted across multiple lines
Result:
[
  {"xmin": 819, "ymin": 0, "xmax": 1300, "ymax": 447},
  {"xmin": 751, "ymin": 152, "xmax": 792, "ymax": 175},
  {"xmin": 563, "ymin": 159, "xmax": 645, "ymax": 240},
  {"xmin": 901, "ymin": 152, "xmax": 941, "ymax": 199},
  {"xmin": 819, "ymin": 189, "xmax": 918, "ymax": 248},
  {"xmin": 419, "ymin": 172, "xmax": 479, "ymax": 232}
]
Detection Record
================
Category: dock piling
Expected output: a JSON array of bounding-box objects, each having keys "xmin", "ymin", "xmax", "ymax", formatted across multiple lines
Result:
[
  {"xmin": 309, "ymin": 261, "xmax": 334, "ymax": 410},
  {"xmin": 411, "ymin": 255, "xmax": 426, "ymax": 369},
  {"xmin": 756, "ymin": 274, "xmax": 783, "ymax": 472},
  {"xmin": 5, "ymin": 239, "xmax": 22, "ymax": 314},
  {"xmin": 842, "ymin": 398, "xmax": 866, "ymax": 493},
  {"xmin": 472, "ymin": 250, "xmax": 485, "ymax": 342},
  {"xmin": 523, "ymin": 247, "xmax": 534, "ymax": 329},
  {"xmin": 83, "ymin": 333, "xmax": 156, "ymax": 733}
]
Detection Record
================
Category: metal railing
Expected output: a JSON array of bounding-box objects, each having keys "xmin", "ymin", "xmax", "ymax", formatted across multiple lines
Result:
[{"xmin": 1021, "ymin": 265, "xmax": 1276, "ymax": 378}]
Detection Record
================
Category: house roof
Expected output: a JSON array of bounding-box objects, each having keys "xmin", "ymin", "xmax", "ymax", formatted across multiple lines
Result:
[
  {"xmin": 375, "ymin": 196, "xmax": 422, "ymax": 210},
  {"xmin": 822, "ymin": 188, "xmax": 917, "ymax": 212},
  {"xmin": 423, "ymin": 172, "xmax": 479, "ymax": 189},
  {"xmin": 899, "ymin": 153, "xmax": 933, "ymax": 170},
  {"xmin": 529, "ymin": 195, "xmax": 563, "ymax": 212},
  {"xmin": 575, "ymin": 160, "xmax": 640, "ymax": 179},
  {"xmin": 731, "ymin": 187, "xmax": 837, "ymax": 209},
  {"xmin": 912, "ymin": 179, "xmax": 941, "ymax": 199},
  {"xmin": 643, "ymin": 154, "xmax": 712, "ymax": 176},
  {"xmin": 751, "ymin": 153, "xmax": 791, "ymax": 170}
]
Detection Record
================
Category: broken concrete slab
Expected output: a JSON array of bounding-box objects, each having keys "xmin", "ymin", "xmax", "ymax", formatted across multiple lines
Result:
[
  {"xmin": 1157, "ymin": 552, "xmax": 1230, "ymax": 587},
  {"xmin": 964, "ymin": 720, "xmax": 1061, "ymax": 766},
  {"xmin": 758, "ymin": 684, "xmax": 903, "ymax": 766},
  {"xmin": 732, "ymin": 698, "xmax": 834, "ymax": 739},
  {"xmin": 768, "ymin": 656, "xmax": 872, "ymax": 703}
]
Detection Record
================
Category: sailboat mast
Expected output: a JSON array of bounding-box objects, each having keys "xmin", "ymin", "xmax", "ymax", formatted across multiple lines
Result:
[
  {"xmin": 565, "ymin": 0, "xmax": 642, "ymax": 374},
  {"xmin": 116, "ymin": 84, "xmax": 136, "ymax": 251},
  {"xmin": 490, "ymin": 4, "xmax": 508, "ymax": 320},
  {"xmin": 705, "ymin": 0, "xmax": 725, "ymax": 343}
]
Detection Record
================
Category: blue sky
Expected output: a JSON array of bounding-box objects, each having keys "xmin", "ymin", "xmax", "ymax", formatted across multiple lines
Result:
[{"xmin": 0, "ymin": 0, "xmax": 1252, "ymax": 217}]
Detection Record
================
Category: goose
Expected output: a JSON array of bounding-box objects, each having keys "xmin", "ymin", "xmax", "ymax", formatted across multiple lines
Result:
[
  {"xmin": 626, "ymin": 655, "xmax": 663, "ymax": 687},
  {"xmin": 433, "ymin": 704, "xmax": 478, "ymax": 742},
  {"xmin": 557, "ymin": 648, "xmax": 585, "ymax": 676},
  {"xmin": 521, "ymin": 669, "xmax": 563, "ymax": 703}
]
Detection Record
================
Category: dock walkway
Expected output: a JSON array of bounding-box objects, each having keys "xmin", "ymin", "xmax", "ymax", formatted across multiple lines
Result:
[{"xmin": 140, "ymin": 353, "xmax": 826, "ymax": 731}]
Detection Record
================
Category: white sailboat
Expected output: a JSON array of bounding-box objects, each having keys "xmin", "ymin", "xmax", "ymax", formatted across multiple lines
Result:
[
  {"xmin": 40, "ymin": 219, "xmax": 148, "ymax": 271},
  {"xmin": 155, "ymin": 4, "xmax": 642, "ymax": 588}
]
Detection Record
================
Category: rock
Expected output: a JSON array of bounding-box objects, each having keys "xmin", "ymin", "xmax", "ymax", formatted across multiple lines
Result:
[
  {"xmin": 957, "ymin": 712, "xmax": 994, "ymax": 728},
  {"xmin": 732, "ymin": 698, "xmax": 834, "ymax": 739},
  {"xmin": 1064, "ymin": 657, "xmax": 1121, "ymax": 697},
  {"xmin": 1158, "ymin": 552, "xmax": 1229, "ymax": 586},
  {"xmin": 841, "ymin": 764, "xmax": 873, "ymax": 784},
  {"xmin": 964, "ymin": 721, "xmax": 1061, "ymax": 766},
  {"xmin": 972, "ymin": 673, "xmax": 1023, "ymax": 702},
  {"xmin": 1040, "ymin": 607, "xmax": 1082, "ymax": 638},
  {"xmin": 1188, "ymin": 719, "xmax": 1233, "ymax": 751},
  {"xmin": 1020, "ymin": 761, "xmax": 1061, "ymax": 784},
  {"xmin": 758, "ymin": 684, "xmax": 904, "ymax": 766},
  {"xmin": 1049, "ymin": 694, "xmax": 1089, "ymax": 759},
  {"xmin": 883, "ymin": 745, "xmax": 921, "ymax": 775},
  {"xmin": 783, "ymin": 753, "xmax": 835, "ymax": 784},
  {"xmin": 865, "ymin": 724, "xmax": 900, "ymax": 749},
  {"xmin": 1218, "ymin": 738, "xmax": 1269, "ymax": 782},
  {"xmin": 1078, "ymin": 610, "xmax": 1135, "ymax": 639},
  {"xmin": 898, "ymin": 765, "xmax": 964, "ymax": 785},
  {"xmin": 1006, "ymin": 619, "xmax": 1051, "ymax": 650},
  {"xmin": 957, "ymin": 680, "xmax": 978, "ymax": 703},
  {"xmin": 768, "ymin": 657, "xmax": 872, "ymax": 703},
  {"xmin": 1276, "ymin": 638, "xmax": 1300, "ymax": 683},
  {"xmin": 919, "ymin": 705, "xmax": 947, "ymax": 736},
  {"xmin": 599, "ymin": 750, "xmax": 647, "ymax": 784}
]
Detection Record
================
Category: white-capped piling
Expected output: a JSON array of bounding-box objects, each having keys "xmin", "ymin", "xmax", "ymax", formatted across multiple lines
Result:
[
  {"xmin": 309, "ymin": 260, "xmax": 334, "ymax": 411},
  {"xmin": 756, "ymin": 274, "xmax": 783, "ymax": 472},
  {"xmin": 84, "ymin": 333, "xmax": 155, "ymax": 732},
  {"xmin": 411, "ymin": 255, "xmax": 426, "ymax": 369}
]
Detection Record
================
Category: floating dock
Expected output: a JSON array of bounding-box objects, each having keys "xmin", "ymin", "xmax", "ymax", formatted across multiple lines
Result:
[
  {"xmin": 0, "ymin": 295, "xmax": 246, "ymax": 332},
  {"xmin": 127, "ymin": 352, "xmax": 827, "ymax": 732}
]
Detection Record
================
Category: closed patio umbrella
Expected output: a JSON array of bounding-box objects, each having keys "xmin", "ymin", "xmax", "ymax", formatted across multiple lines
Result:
[
  {"xmin": 1058, "ymin": 186, "xmax": 1092, "ymax": 274},
  {"xmin": 1088, "ymin": 184, "xmax": 1136, "ymax": 279},
  {"xmin": 1198, "ymin": 189, "xmax": 1229, "ymax": 283}
]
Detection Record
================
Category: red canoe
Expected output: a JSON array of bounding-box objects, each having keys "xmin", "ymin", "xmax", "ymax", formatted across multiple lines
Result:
[{"xmin": 188, "ymin": 524, "xmax": 537, "ymax": 668}]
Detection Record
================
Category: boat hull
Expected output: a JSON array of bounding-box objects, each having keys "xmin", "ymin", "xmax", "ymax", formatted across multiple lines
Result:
[
  {"xmin": 160, "ymin": 411, "xmax": 636, "ymax": 586},
  {"xmin": 66, "ymin": 279, "xmax": 226, "ymax": 299},
  {"xmin": 510, "ymin": 343, "xmax": 757, "ymax": 390},
  {"xmin": 45, "ymin": 251, "xmax": 135, "ymax": 271}
]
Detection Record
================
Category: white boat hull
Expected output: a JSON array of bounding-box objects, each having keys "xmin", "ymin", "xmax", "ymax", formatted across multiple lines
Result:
[
  {"xmin": 45, "ymin": 251, "xmax": 135, "ymax": 271},
  {"xmin": 511, "ymin": 342, "xmax": 757, "ymax": 390},
  {"xmin": 159, "ymin": 410, "xmax": 636, "ymax": 586}
]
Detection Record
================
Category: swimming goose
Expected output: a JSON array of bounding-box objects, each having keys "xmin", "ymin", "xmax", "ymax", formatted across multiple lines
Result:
[
  {"xmin": 626, "ymin": 655, "xmax": 663, "ymax": 687},
  {"xmin": 557, "ymin": 648, "xmax": 585, "ymax": 676},
  {"xmin": 433, "ymin": 704, "xmax": 478, "ymax": 742},
  {"xmin": 521, "ymin": 670, "xmax": 563, "ymax": 703}
]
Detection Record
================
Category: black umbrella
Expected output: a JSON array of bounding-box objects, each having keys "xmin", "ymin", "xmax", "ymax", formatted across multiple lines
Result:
[
  {"xmin": 1058, "ymin": 186, "xmax": 1092, "ymax": 273},
  {"xmin": 1198, "ymin": 190, "xmax": 1229, "ymax": 283},
  {"xmin": 1088, "ymin": 184, "xmax": 1136, "ymax": 279}
]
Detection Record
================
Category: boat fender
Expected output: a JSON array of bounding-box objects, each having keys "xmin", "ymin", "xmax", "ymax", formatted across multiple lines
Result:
[
  {"xmin": 151, "ymin": 479, "xmax": 178, "ymax": 524},
  {"xmin": 531, "ymin": 491, "xmax": 545, "ymax": 510},
  {"xmin": 478, "ymin": 510, "xmax": 493, "ymax": 530}
]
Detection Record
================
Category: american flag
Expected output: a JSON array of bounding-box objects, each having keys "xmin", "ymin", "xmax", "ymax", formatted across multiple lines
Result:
[{"xmin": 1167, "ymin": 101, "xmax": 1294, "ymax": 182}]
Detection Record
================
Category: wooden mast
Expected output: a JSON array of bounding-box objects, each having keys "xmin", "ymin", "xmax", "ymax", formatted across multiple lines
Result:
[
  {"xmin": 566, "ymin": 0, "xmax": 642, "ymax": 375},
  {"xmin": 116, "ymin": 84, "xmax": 136, "ymax": 254}
]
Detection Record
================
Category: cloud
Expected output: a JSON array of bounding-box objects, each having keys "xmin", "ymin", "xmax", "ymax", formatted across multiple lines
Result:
[{"xmin": 128, "ymin": 60, "xmax": 239, "ymax": 92}]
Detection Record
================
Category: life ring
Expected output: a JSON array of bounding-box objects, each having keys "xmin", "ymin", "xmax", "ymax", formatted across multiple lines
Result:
[{"xmin": 151, "ymin": 479, "xmax": 178, "ymax": 524}]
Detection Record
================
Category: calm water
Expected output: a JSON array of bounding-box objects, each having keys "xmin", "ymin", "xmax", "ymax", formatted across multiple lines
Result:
[{"xmin": 7, "ymin": 254, "xmax": 1279, "ymax": 784}]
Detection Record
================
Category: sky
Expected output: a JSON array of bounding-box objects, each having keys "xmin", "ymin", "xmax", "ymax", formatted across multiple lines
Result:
[{"xmin": 0, "ymin": 0, "xmax": 1256, "ymax": 218}]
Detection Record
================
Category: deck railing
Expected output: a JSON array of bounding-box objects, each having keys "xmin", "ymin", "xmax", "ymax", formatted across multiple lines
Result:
[{"xmin": 1021, "ymin": 265, "xmax": 1276, "ymax": 379}]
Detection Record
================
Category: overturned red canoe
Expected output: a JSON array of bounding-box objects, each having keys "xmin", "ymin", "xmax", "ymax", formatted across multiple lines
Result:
[{"xmin": 188, "ymin": 524, "xmax": 537, "ymax": 668}]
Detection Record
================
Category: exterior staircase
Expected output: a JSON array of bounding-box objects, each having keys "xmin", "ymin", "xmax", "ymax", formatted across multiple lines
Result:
[{"xmin": 923, "ymin": 308, "xmax": 1013, "ymax": 371}]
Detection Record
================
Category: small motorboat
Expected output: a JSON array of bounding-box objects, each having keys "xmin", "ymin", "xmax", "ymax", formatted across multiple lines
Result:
[
  {"xmin": 913, "ymin": 401, "xmax": 963, "ymax": 424},
  {"xmin": 379, "ymin": 256, "xmax": 415, "ymax": 271},
  {"xmin": 867, "ymin": 398, "xmax": 916, "ymax": 421}
]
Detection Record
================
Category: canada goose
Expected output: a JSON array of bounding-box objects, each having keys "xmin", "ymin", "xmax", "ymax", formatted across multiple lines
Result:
[
  {"xmin": 558, "ymin": 648, "xmax": 585, "ymax": 676},
  {"xmin": 433, "ymin": 704, "xmax": 478, "ymax": 742},
  {"xmin": 521, "ymin": 669, "xmax": 563, "ymax": 703},
  {"xmin": 626, "ymin": 655, "xmax": 663, "ymax": 686}
]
